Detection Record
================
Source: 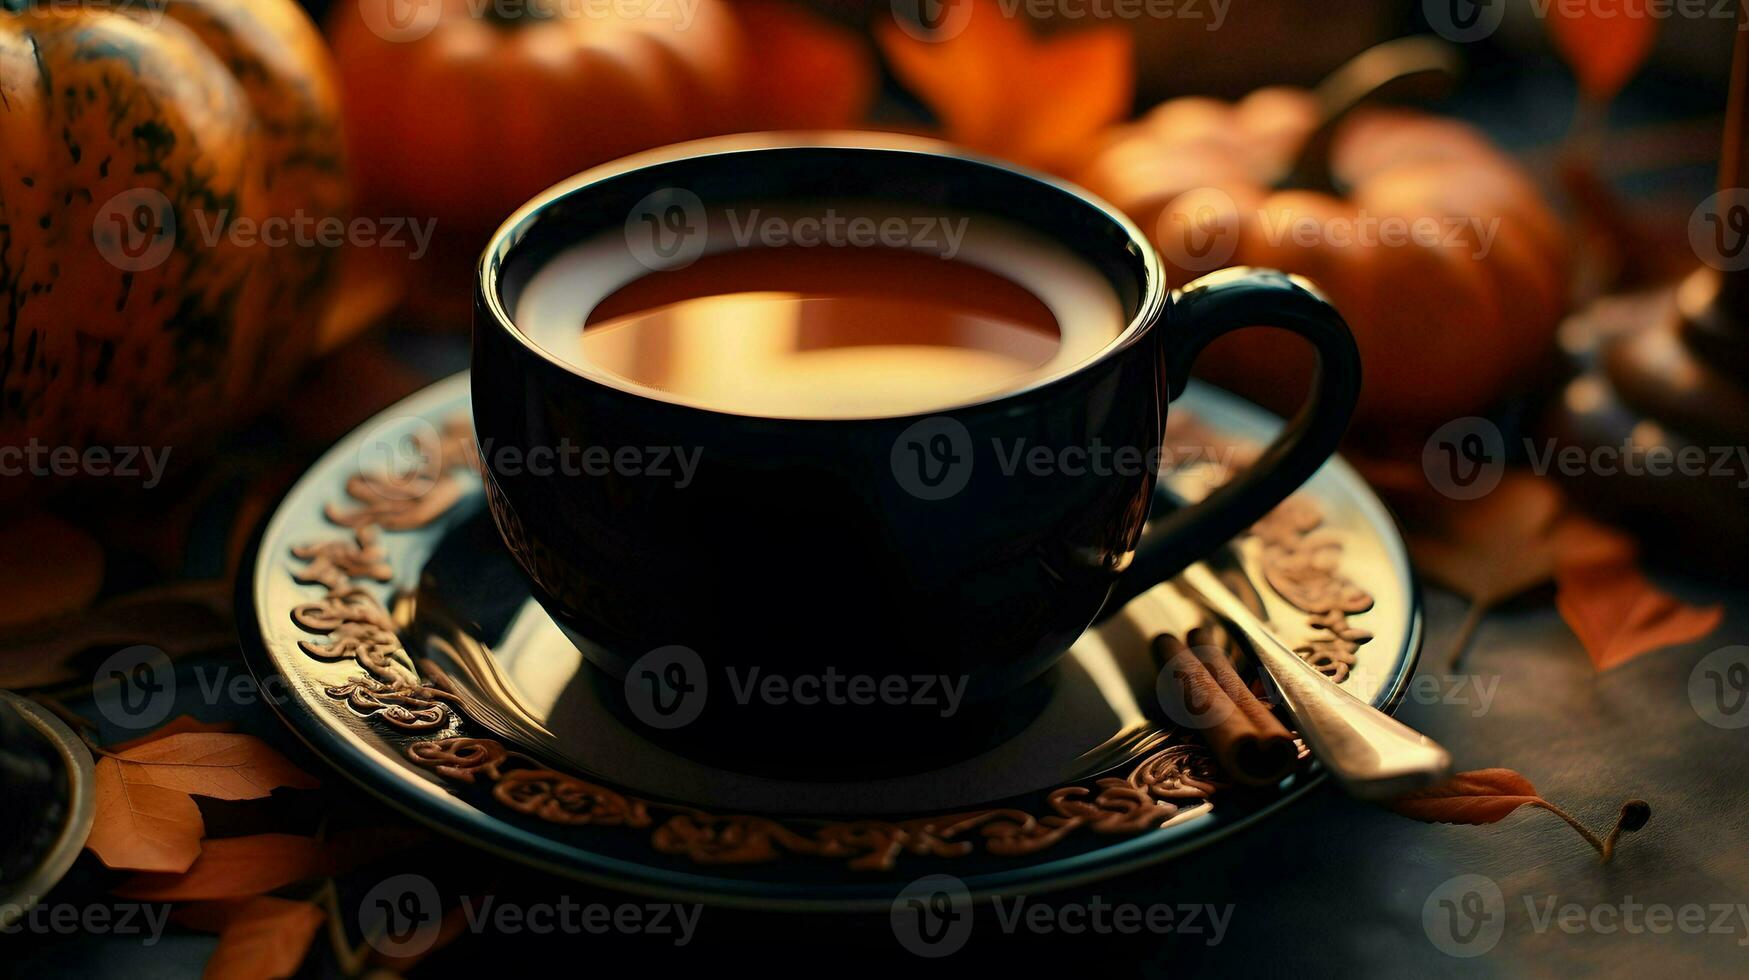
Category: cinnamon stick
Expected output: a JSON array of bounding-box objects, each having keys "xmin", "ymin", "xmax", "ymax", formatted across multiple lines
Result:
[
  {"xmin": 1153, "ymin": 631, "xmax": 1299, "ymax": 787},
  {"xmin": 1188, "ymin": 626, "xmax": 1292, "ymax": 742}
]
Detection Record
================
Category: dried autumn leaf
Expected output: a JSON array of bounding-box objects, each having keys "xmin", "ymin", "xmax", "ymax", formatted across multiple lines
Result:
[
  {"xmin": 1550, "ymin": 512, "xmax": 1638, "ymax": 569},
  {"xmin": 1554, "ymin": 555, "xmax": 1723, "ymax": 672},
  {"xmin": 879, "ymin": 0, "xmax": 1025, "ymax": 149},
  {"xmin": 112, "ymin": 733, "xmax": 319, "ymax": 801},
  {"xmin": 1390, "ymin": 768, "xmax": 1542, "ymax": 824},
  {"xmin": 87, "ymin": 757, "xmax": 205, "ymax": 873},
  {"xmin": 1000, "ymin": 28, "xmax": 1131, "ymax": 172},
  {"xmin": 114, "ymin": 834, "xmax": 330, "ymax": 902},
  {"xmin": 109, "ymin": 716, "xmax": 238, "ymax": 753},
  {"xmin": 876, "ymin": 0, "xmax": 1131, "ymax": 173},
  {"xmin": 175, "ymin": 897, "xmax": 326, "ymax": 980},
  {"xmin": 1550, "ymin": 513, "xmax": 1721, "ymax": 670},
  {"xmin": 732, "ymin": 1, "xmax": 877, "ymax": 130},
  {"xmin": 1547, "ymin": 4, "xmax": 1658, "ymax": 104},
  {"xmin": 84, "ymin": 730, "xmax": 317, "ymax": 873},
  {"xmin": 1390, "ymin": 768, "xmax": 1650, "ymax": 861},
  {"xmin": 1406, "ymin": 473, "xmax": 1567, "ymax": 608},
  {"xmin": 1401, "ymin": 472, "xmax": 1568, "ymax": 666}
]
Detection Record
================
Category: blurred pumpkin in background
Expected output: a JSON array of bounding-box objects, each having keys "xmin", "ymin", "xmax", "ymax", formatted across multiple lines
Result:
[
  {"xmin": 812, "ymin": 0, "xmax": 1395, "ymax": 103},
  {"xmin": 328, "ymin": 0, "xmax": 874, "ymax": 325},
  {"xmin": 1078, "ymin": 83, "xmax": 1568, "ymax": 445},
  {"xmin": 330, "ymin": 0, "xmax": 743, "ymax": 243},
  {"xmin": 731, "ymin": 0, "xmax": 876, "ymax": 132},
  {"xmin": 0, "ymin": 0, "xmax": 350, "ymax": 500}
]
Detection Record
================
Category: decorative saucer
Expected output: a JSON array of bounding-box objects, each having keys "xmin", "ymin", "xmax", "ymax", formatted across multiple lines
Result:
[{"xmin": 238, "ymin": 372, "xmax": 1420, "ymax": 910}]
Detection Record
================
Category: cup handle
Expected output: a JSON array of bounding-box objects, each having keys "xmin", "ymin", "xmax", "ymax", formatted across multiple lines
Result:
[{"xmin": 1105, "ymin": 267, "xmax": 1362, "ymax": 611}]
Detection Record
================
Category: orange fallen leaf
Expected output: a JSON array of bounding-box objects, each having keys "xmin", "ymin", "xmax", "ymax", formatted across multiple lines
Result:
[
  {"xmin": 1390, "ymin": 768, "xmax": 1650, "ymax": 861},
  {"xmin": 175, "ymin": 897, "xmax": 326, "ymax": 980},
  {"xmin": 876, "ymin": 0, "xmax": 1131, "ymax": 174},
  {"xmin": 1407, "ymin": 473, "xmax": 1567, "ymax": 607},
  {"xmin": 1402, "ymin": 472, "xmax": 1568, "ymax": 666},
  {"xmin": 1555, "ymin": 560, "xmax": 1723, "ymax": 672},
  {"xmin": 1550, "ymin": 512, "xmax": 1638, "ymax": 569},
  {"xmin": 731, "ymin": 1, "xmax": 877, "ymax": 130},
  {"xmin": 115, "ymin": 834, "xmax": 330, "ymax": 902},
  {"xmin": 1390, "ymin": 768, "xmax": 1543, "ymax": 825},
  {"xmin": 1552, "ymin": 515, "xmax": 1722, "ymax": 671},
  {"xmin": 1003, "ymin": 27, "xmax": 1131, "ymax": 173},
  {"xmin": 880, "ymin": 0, "xmax": 1025, "ymax": 150},
  {"xmin": 1393, "ymin": 472, "xmax": 1716, "ymax": 671},
  {"xmin": 111, "ymin": 733, "xmax": 319, "ymax": 801},
  {"xmin": 87, "ymin": 757, "xmax": 205, "ymax": 873},
  {"xmin": 85, "ymin": 730, "xmax": 318, "ymax": 872},
  {"xmin": 109, "ymin": 716, "xmax": 238, "ymax": 753},
  {"xmin": 1548, "ymin": 5, "xmax": 1658, "ymax": 105}
]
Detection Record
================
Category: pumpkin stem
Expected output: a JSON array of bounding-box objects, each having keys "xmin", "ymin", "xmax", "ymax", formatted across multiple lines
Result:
[{"xmin": 1277, "ymin": 36, "xmax": 1462, "ymax": 195}]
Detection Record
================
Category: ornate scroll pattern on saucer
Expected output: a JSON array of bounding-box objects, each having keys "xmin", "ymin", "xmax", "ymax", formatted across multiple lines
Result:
[
  {"xmin": 1165, "ymin": 417, "xmax": 1376, "ymax": 683},
  {"xmin": 284, "ymin": 413, "xmax": 1357, "ymax": 868},
  {"xmin": 398, "ymin": 736, "xmax": 1221, "ymax": 871},
  {"xmin": 290, "ymin": 418, "xmax": 477, "ymax": 734}
]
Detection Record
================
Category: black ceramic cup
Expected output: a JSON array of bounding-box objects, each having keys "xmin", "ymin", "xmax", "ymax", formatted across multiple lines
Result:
[{"xmin": 474, "ymin": 134, "xmax": 1360, "ymax": 765}]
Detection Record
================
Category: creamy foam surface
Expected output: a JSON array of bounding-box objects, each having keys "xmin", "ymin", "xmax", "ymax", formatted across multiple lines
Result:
[{"xmin": 513, "ymin": 205, "xmax": 1127, "ymax": 418}]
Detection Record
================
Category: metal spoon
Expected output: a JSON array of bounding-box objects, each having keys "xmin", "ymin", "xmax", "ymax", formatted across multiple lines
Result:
[{"xmin": 1176, "ymin": 558, "xmax": 1450, "ymax": 800}]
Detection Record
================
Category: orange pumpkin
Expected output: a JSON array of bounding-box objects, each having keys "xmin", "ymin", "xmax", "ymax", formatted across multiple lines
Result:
[
  {"xmin": 0, "ymin": 0, "xmax": 349, "ymax": 498},
  {"xmin": 329, "ymin": 0, "xmax": 746, "ymax": 243},
  {"xmin": 729, "ymin": 0, "xmax": 875, "ymax": 133},
  {"xmin": 1077, "ymin": 88, "xmax": 1568, "ymax": 441}
]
